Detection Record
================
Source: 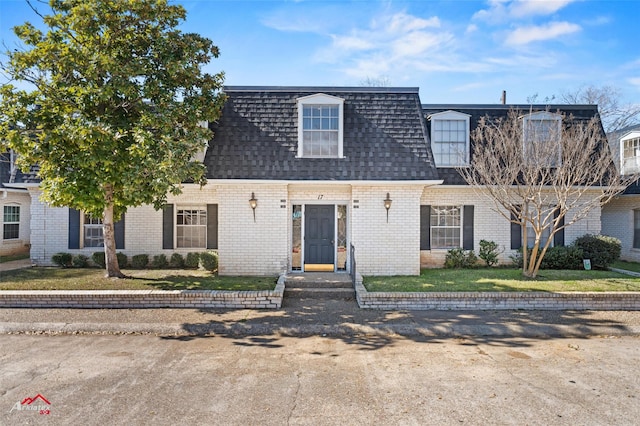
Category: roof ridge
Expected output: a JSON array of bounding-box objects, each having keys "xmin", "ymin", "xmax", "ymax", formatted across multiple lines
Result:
[{"xmin": 224, "ymin": 86, "xmax": 420, "ymax": 94}]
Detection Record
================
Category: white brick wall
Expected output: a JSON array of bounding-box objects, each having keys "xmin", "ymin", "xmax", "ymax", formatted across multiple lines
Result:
[
  {"xmin": 29, "ymin": 184, "xmax": 220, "ymax": 266},
  {"xmin": 352, "ymin": 185, "xmax": 422, "ymax": 276},
  {"xmin": 602, "ymin": 195, "xmax": 640, "ymax": 261},
  {"xmin": 420, "ymin": 187, "xmax": 603, "ymax": 268},
  {"xmin": 217, "ymin": 184, "xmax": 289, "ymax": 276}
]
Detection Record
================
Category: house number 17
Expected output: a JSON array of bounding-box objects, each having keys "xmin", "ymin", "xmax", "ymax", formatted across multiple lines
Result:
[{"xmin": 317, "ymin": 195, "xmax": 324, "ymax": 199}]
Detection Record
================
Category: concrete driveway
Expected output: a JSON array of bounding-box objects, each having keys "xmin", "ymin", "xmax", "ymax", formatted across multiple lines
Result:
[{"xmin": 1, "ymin": 334, "xmax": 638, "ymax": 425}]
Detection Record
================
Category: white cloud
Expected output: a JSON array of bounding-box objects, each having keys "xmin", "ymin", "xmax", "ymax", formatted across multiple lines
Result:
[
  {"xmin": 385, "ymin": 13, "xmax": 441, "ymax": 33},
  {"xmin": 510, "ymin": 0, "xmax": 576, "ymax": 18},
  {"xmin": 505, "ymin": 21, "xmax": 581, "ymax": 45},
  {"xmin": 629, "ymin": 77, "xmax": 640, "ymax": 89},
  {"xmin": 313, "ymin": 11, "xmax": 455, "ymax": 78},
  {"xmin": 473, "ymin": 0, "xmax": 578, "ymax": 22},
  {"xmin": 331, "ymin": 34, "xmax": 374, "ymax": 51}
]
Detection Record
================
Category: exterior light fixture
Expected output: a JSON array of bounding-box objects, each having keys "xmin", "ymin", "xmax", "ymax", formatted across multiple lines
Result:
[
  {"xmin": 384, "ymin": 193, "xmax": 392, "ymax": 222},
  {"xmin": 249, "ymin": 192, "xmax": 257, "ymax": 222}
]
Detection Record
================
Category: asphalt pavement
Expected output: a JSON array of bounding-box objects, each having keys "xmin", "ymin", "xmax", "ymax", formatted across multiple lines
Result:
[{"xmin": 1, "ymin": 297, "xmax": 640, "ymax": 338}]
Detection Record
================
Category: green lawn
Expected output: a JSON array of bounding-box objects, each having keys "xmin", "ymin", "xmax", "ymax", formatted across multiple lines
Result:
[
  {"xmin": 611, "ymin": 260, "xmax": 640, "ymax": 273},
  {"xmin": 0, "ymin": 268, "xmax": 276, "ymax": 291},
  {"xmin": 363, "ymin": 268, "xmax": 640, "ymax": 292},
  {"xmin": 0, "ymin": 254, "xmax": 29, "ymax": 263}
]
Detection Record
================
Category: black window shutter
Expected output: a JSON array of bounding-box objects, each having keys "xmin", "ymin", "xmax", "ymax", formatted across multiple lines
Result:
[
  {"xmin": 510, "ymin": 210, "xmax": 522, "ymax": 250},
  {"xmin": 420, "ymin": 205, "xmax": 431, "ymax": 250},
  {"xmin": 463, "ymin": 205, "xmax": 474, "ymax": 250},
  {"xmin": 162, "ymin": 204, "xmax": 174, "ymax": 249},
  {"xmin": 553, "ymin": 209, "xmax": 565, "ymax": 247},
  {"xmin": 206, "ymin": 204, "xmax": 218, "ymax": 249},
  {"xmin": 115, "ymin": 214, "xmax": 125, "ymax": 249},
  {"xmin": 68, "ymin": 208, "xmax": 80, "ymax": 249},
  {"xmin": 634, "ymin": 211, "xmax": 640, "ymax": 249}
]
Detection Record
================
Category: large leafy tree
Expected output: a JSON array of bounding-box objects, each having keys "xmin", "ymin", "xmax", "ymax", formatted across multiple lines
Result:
[{"xmin": 0, "ymin": 0, "xmax": 225, "ymax": 277}]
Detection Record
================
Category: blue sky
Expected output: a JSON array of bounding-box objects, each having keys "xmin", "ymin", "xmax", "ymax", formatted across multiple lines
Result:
[{"xmin": 1, "ymin": 0, "xmax": 639, "ymax": 104}]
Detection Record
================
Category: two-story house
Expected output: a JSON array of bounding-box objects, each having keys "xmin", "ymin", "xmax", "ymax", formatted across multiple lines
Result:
[
  {"xmin": 601, "ymin": 127, "xmax": 640, "ymax": 261},
  {"xmin": 14, "ymin": 87, "xmax": 610, "ymax": 275}
]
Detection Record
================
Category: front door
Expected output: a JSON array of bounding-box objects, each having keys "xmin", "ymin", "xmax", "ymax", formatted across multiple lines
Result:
[{"xmin": 304, "ymin": 205, "xmax": 335, "ymax": 272}]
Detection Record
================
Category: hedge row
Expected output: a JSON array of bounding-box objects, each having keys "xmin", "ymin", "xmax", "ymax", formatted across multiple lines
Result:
[{"xmin": 51, "ymin": 251, "xmax": 218, "ymax": 272}]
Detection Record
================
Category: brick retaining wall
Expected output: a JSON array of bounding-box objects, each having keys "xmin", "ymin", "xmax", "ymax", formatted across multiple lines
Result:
[
  {"xmin": 354, "ymin": 274, "xmax": 640, "ymax": 311},
  {"xmin": 0, "ymin": 276, "xmax": 285, "ymax": 309}
]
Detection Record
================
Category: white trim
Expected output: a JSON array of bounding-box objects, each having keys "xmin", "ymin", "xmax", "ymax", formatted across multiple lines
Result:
[
  {"xmin": 428, "ymin": 110, "xmax": 471, "ymax": 167},
  {"xmin": 291, "ymin": 202, "xmax": 350, "ymax": 273},
  {"xmin": 621, "ymin": 132, "xmax": 640, "ymax": 175},
  {"xmin": 175, "ymin": 205, "xmax": 208, "ymax": 249},
  {"xmin": 429, "ymin": 205, "xmax": 463, "ymax": 250},
  {"xmin": 297, "ymin": 93, "xmax": 345, "ymax": 159}
]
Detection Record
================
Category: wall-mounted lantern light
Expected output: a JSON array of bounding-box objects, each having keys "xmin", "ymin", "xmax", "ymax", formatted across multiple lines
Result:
[
  {"xmin": 249, "ymin": 192, "xmax": 258, "ymax": 222},
  {"xmin": 384, "ymin": 193, "xmax": 392, "ymax": 222}
]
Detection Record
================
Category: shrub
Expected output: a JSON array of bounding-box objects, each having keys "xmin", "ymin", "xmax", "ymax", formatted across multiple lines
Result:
[
  {"xmin": 478, "ymin": 240, "xmax": 501, "ymax": 267},
  {"xmin": 52, "ymin": 252, "xmax": 73, "ymax": 268},
  {"xmin": 72, "ymin": 254, "xmax": 89, "ymax": 268},
  {"xmin": 185, "ymin": 252, "xmax": 200, "ymax": 269},
  {"xmin": 92, "ymin": 252, "xmax": 106, "ymax": 268},
  {"xmin": 169, "ymin": 253, "xmax": 185, "ymax": 268},
  {"xmin": 573, "ymin": 234, "xmax": 621, "ymax": 269},
  {"xmin": 539, "ymin": 246, "xmax": 584, "ymax": 270},
  {"xmin": 131, "ymin": 254, "xmax": 149, "ymax": 269},
  {"xmin": 151, "ymin": 254, "xmax": 168, "ymax": 269},
  {"xmin": 116, "ymin": 252, "xmax": 128, "ymax": 269},
  {"xmin": 444, "ymin": 248, "xmax": 478, "ymax": 269},
  {"xmin": 200, "ymin": 251, "xmax": 218, "ymax": 272},
  {"xmin": 510, "ymin": 248, "xmax": 524, "ymax": 268},
  {"xmin": 91, "ymin": 252, "xmax": 127, "ymax": 269}
]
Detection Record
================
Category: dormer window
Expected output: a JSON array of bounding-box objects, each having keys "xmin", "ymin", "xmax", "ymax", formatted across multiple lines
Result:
[
  {"xmin": 429, "ymin": 111, "xmax": 470, "ymax": 167},
  {"xmin": 297, "ymin": 94, "xmax": 344, "ymax": 158},
  {"xmin": 522, "ymin": 111, "xmax": 562, "ymax": 167},
  {"xmin": 622, "ymin": 131, "xmax": 640, "ymax": 175}
]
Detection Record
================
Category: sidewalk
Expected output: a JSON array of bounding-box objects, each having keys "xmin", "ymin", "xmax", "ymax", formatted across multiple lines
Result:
[
  {"xmin": 0, "ymin": 258, "xmax": 32, "ymax": 272},
  {"xmin": 2, "ymin": 298, "xmax": 640, "ymax": 338}
]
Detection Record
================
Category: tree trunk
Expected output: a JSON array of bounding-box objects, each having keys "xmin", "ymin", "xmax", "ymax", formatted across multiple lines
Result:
[{"xmin": 103, "ymin": 185, "xmax": 125, "ymax": 278}]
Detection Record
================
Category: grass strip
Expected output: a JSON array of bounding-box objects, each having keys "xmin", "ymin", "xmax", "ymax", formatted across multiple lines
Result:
[
  {"xmin": 0, "ymin": 268, "xmax": 276, "ymax": 291},
  {"xmin": 364, "ymin": 268, "xmax": 640, "ymax": 292}
]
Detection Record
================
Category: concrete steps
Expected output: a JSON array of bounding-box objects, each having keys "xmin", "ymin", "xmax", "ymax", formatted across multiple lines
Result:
[{"xmin": 284, "ymin": 273, "xmax": 355, "ymax": 300}]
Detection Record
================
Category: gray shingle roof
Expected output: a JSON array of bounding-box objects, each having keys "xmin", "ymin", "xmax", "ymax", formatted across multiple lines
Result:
[
  {"xmin": 0, "ymin": 151, "xmax": 40, "ymax": 186},
  {"xmin": 204, "ymin": 87, "xmax": 439, "ymax": 181},
  {"xmin": 422, "ymin": 104, "xmax": 605, "ymax": 185}
]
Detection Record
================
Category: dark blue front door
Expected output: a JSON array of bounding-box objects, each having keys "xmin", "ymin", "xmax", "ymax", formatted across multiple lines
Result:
[{"xmin": 305, "ymin": 205, "xmax": 335, "ymax": 268}]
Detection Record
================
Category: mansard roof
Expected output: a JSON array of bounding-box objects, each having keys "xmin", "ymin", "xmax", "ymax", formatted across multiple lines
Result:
[
  {"xmin": 204, "ymin": 86, "xmax": 439, "ymax": 181},
  {"xmin": 422, "ymin": 104, "xmax": 604, "ymax": 185}
]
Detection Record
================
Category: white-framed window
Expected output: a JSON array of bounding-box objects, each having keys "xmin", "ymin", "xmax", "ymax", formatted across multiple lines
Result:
[
  {"xmin": 430, "ymin": 205, "xmax": 461, "ymax": 249},
  {"xmin": 621, "ymin": 132, "xmax": 640, "ymax": 175},
  {"xmin": 83, "ymin": 214, "xmax": 104, "ymax": 248},
  {"xmin": 176, "ymin": 207, "xmax": 207, "ymax": 248},
  {"xmin": 3, "ymin": 205, "xmax": 20, "ymax": 240},
  {"xmin": 429, "ymin": 111, "xmax": 471, "ymax": 167},
  {"xmin": 522, "ymin": 111, "xmax": 562, "ymax": 167},
  {"xmin": 297, "ymin": 94, "xmax": 344, "ymax": 158}
]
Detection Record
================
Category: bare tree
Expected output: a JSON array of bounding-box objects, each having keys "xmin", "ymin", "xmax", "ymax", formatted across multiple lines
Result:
[
  {"xmin": 458, "ymin": 109, "xmax": 635, "ymax": 278},
  {"xmin": 359, "ymin": 76, "xmax": 391, "ymax": 87},
  {"xmin": 561, "ymin": 85, "xmax": 640, "ymax": 134}
]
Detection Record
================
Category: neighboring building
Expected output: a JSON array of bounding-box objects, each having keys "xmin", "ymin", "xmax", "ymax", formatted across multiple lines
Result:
[
  {"xmin": 601, "ymin": 126, "xmax": 640, "ymax": 261},
  {"xmin": 420, "ymin": 104, "xmax": 604, "ymax": 267},
  {"xmin": 12, "ymin": 87, "xmax": 611, "ymax": 275},
  {"xmin": 0, "ymin": 151, "xmax": 33, "ymax": 257}
]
